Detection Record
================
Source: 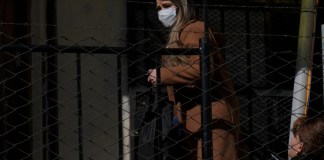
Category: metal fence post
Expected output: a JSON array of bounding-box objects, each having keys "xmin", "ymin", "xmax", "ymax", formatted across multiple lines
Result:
[
  {"xmin": 43, "ymin": 0, "xmax": 59, "ymax": 159},
  {"xmin": 289, "ymin": 0, "xmax": 317, "ymax": 156},
  {"xmin": 201, "ymin": 0, "xmax": 213, "ymax": 159},
  {"xmin": 322, "ymin": 24, "xmax": 324, "ymax": 106}
]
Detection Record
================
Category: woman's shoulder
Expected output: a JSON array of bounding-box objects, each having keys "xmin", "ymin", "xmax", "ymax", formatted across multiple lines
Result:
[{"xmin": 182, "ymin": 20, "xmax": 204, "ymax": 32}]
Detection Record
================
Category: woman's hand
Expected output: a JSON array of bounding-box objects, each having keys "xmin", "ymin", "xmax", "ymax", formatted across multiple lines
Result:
[{"xmin": 147, "ymin": 69, "xmax": 157, "ymax": 86}]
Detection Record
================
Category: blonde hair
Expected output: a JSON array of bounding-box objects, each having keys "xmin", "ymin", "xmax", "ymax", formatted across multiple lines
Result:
[
  {"xmin": 163, "ymin": 0, "xmax": 196, "ymax": 67},
  {"xmin": 167, "ymin": 0, "xmax": 196, "ymax": 48}
]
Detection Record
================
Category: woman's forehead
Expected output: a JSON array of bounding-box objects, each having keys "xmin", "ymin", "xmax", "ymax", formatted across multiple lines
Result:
[{"xmin": 156, "ymin": 0, "xmax": 172, "ymax": 4}]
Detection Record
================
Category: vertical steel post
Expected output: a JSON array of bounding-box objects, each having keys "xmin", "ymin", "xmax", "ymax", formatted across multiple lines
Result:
[
  {"xmin": 289, "ymin": 0, "xmax": 317, "ymax": 157},
  {"xmin": 201, "ymin": 0, "xmax": 212, "ymax": 159},
  {"xmin": 43, "ymin": 0, "xmax": 59, "ymax": 159},
  {"xmin": 76, "ymin": 53, "xmax": 84, "ymax": 160},
  {"xmin": 322, "ymin": 24, "xmax": 324, "ymax": 106}
]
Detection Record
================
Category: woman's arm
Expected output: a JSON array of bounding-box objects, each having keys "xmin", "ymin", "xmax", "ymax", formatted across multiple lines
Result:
[
  {"xmin": 147, "ymin": 21, "xmax": 206, "ymax": 86},
  {"xmin": 147, "ymin": 55, "xmax": 200, "ymax": 85},
  {"xmin": 160, "ymin": 55, "xmax": 200, "ymax": 85},
  {"xmin": 160, "ymin": 21, "xmax": 205, "ymax": 85}
]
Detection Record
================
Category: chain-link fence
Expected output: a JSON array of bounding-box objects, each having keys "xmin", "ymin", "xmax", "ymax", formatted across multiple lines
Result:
[{"xmin": 0, "ymin": 0, "xmax": 324, "ymax": 160}]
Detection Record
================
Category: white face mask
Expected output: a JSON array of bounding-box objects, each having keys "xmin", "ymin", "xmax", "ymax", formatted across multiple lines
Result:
[{"xmin": 158, "ymin": 7, "xmax": 176, "ymax": 27}]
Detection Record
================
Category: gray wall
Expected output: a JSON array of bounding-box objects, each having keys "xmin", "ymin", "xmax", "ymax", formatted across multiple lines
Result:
[{"xmin": 31, "ymin": 0, "xmax": 127, "ymax": 159}]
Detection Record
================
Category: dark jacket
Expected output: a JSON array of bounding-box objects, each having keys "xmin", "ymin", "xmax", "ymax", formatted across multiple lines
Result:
[{"xmin": 291, "ymin": 154, "xmax": 322, "ymax": 160}]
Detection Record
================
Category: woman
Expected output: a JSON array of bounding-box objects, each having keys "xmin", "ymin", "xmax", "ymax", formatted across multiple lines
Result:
[
  {"xmin": 147, "ymin": 0, "xmax": 239, "ymax": 159},
  {"xmin": 289, "ymin": 116, "xmax": 324, "ymax": 160}
]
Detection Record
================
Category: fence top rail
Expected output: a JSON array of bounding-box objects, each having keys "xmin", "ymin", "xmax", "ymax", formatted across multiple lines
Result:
[
  {"xmin": 130, "ymin": 1, "xmax": 302, "ymax": 11},
  {"xmin": 0, "ymin": 44, "xmax": 200, "ymax": 55}
]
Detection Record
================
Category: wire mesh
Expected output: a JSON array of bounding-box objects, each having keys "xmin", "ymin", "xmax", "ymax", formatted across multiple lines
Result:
[{"xmin": 0, "ymin": 0, "xmax": 324, "ymax": 160}]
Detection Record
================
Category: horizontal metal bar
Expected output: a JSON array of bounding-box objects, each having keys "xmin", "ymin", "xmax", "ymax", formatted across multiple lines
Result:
[
  {"xmin": 0, "ymin": 44, "xmax": 200, "ymax": 55},
  {"xmin": 132, "ymin": 1, "xmax": 301, "ymax": 10}
]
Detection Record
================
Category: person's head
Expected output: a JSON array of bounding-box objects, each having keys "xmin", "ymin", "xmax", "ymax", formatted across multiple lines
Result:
[
  {"xmin": 288, "ymin": 116, "xmax": 324, "ymax": 159},
  {"xmin": 156, "ymin": 0, "xmax": 196, "ymax": 28},
  {"xmin": 156, "ymin": 0, "xmax": 197, "ymax": 48}
]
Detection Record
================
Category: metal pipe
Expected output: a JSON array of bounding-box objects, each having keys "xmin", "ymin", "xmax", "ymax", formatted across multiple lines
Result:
[
  {"xmin": 322, "ymin": 24, "xmax": 324, "ymax": 107},
  {"xmin": 76, "ymin": 53, "xmax": 84, "ymax": 160},
  {"xmin": 289, "ymin": 0, "xmax": 317, "ymax": 157},
  {"xmin": 201, "ymin": 0, "xmax": 212, "ymax": 159},
  {"xmin": 43, "ymin": 0, "xmax": 59, "ymax": 159},
  {"xmin": 0, "ymin": 44, "xmax": 200, "ymax": 55}
]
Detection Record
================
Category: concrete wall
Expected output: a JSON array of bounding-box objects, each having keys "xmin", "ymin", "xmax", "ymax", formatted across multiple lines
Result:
[{"xmin": 31, "ymin": 0, "xmax": 127, "ymax": 159}]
